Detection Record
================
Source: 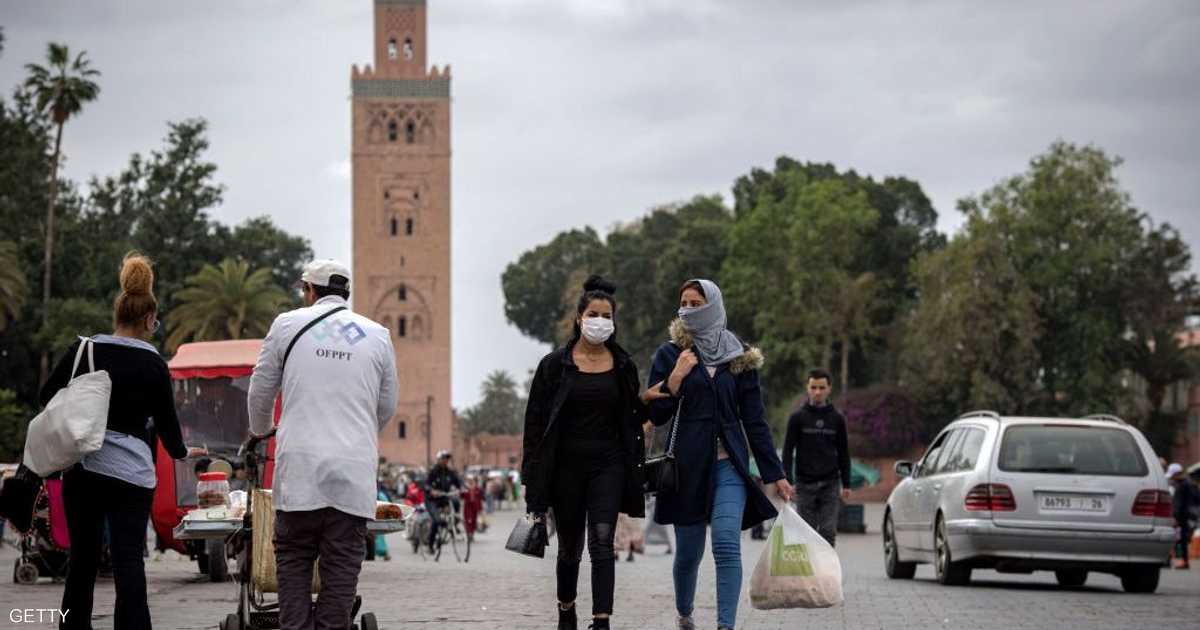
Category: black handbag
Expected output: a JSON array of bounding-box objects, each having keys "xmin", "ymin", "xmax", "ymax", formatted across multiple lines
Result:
[
  {"xmin": 644, "ymin": 396, "xmax": 683, "ymax": 496},
  {"xmin": 0, "ymin": 464, "xmax": 43, "ymax": 534},
  {"xmin": 505, "ymin": 514, "xmax": 549, "ymax": 558}
]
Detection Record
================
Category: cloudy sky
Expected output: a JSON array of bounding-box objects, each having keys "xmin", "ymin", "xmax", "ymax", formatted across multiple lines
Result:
[{"xmin": 2, "ymin": 1, "xmax": 1197, "ymax": 409}]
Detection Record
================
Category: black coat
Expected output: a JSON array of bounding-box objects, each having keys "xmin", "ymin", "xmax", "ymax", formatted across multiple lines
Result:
[
  {"xmin": 646, "ymin": 320, "xmax": 786, "ymax": 530},
  {"xmin": 521, "ymin": 338, "xmax": 647, "ymax": 518}
]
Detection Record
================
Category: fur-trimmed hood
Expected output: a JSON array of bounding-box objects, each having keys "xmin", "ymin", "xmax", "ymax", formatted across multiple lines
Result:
[{"xmin": 668, "ymin": 318, "xmax": 763, "ymax": 374}]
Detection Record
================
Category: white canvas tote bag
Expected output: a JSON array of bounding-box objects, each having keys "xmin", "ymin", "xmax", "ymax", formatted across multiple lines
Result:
[{"xmin": 22, "ymin": 338, "xmax": 112, "ymax": 476}]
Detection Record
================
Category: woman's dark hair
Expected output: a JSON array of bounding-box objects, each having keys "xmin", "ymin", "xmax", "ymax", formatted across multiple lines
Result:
[
  {"xmin": 571, "ymin": 275, "xmax": 618, "ymax": 344},
  {"xmin": 678, "ymin": 280, "xmax": 705, "ymax": 301}
]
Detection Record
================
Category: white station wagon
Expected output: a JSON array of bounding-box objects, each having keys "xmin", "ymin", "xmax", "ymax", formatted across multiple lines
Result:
[{"xmin": 883, "ymin": 412, "xmax": 1174, "ymax": 592}]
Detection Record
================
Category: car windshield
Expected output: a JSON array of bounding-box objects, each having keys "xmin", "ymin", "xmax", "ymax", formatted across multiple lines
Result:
[
  {"xmin": 998, "ymin": 424, "xmax": 1147, "ymax": 477},
  {"xmin": 172, "ymin": 376, "xmax": 253, "ymax": 505}
]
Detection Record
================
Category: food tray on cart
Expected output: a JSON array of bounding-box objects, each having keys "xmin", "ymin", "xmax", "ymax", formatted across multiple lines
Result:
[
  {"xmin": 367, "ymin": 503, "xmax": 415, "ymax": 533},
  {"xmin": 173, "ymin": 518, "xmax": 242, "ymax": 541}
]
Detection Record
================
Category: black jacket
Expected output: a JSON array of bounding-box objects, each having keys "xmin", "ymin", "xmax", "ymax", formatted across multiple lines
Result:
[
  {"xmin": 425, "ymin": 464, "xmax": 462, "ymax": 505},
  {"xmin": 645, "ymin": 320, "xmax": 785, "ymax": 530},
  {"xmin": 781, "ymin": 402, "xmax": 851, "ymax": 487},
  {"xmin": 41, "ymin": 337, "xmax": 188, "ymax": 461},
  {"xmin": 521, "ymin": 338, "xmax": 647, "ymax": 518}
]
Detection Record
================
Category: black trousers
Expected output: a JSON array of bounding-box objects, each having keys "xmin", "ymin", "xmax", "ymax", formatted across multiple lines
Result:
[
  {"xmin": 274, "ymin": 508, "xmax": 367, "ymax": 630},
  {"xmin": 551, "ymin": 448, "xmax": 624, "ymax": 617},
  {"xmin": 61, "ymin": 466, "xmax": 155, "ymax": 630}
]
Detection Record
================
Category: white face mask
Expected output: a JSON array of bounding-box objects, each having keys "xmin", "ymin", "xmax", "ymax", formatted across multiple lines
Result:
[{"xmin": 580, "ymin": 317, "xmax": 614, "ymax": 345}]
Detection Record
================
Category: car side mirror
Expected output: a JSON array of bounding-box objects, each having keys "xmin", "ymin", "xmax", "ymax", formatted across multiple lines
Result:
[{"xmin": 894, "ymin": 461, "xmax": 914, "ymax": 478}]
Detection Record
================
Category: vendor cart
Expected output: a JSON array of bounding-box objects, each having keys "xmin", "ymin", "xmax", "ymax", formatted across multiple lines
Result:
[{"xmin": 153, "ymin": 340, "xmax": 275, "ymax": 582}]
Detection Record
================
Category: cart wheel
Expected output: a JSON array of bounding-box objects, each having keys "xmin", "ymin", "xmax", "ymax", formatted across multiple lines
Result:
[
  {"xmin": 221, "ymin": 613, "xmax": 242, "ymax": 630},
  {"xmin": 14, "ymin": 561, "xmax": 38, "ymax": 585},
  {"xmin": 206, "ymin": 539, "xmax": 229, "ymax": 582},
  {"xmin": 359, "ymin": 612, "xmax": 378, "ymax": 630}
]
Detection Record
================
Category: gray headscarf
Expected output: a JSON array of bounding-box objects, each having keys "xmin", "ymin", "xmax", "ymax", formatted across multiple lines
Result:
[{"xmin": 678, "ymin": 278, "xmax": 745, "ymax": 366}]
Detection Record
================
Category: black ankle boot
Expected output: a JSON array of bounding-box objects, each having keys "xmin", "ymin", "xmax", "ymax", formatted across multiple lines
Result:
[
  {"xmin": 558, "ymin": 604, "xmax": 577, "ymax": 630},
  {"xmin": 588, "ymin": 618, "xmax": 610, "ymax": 630}
]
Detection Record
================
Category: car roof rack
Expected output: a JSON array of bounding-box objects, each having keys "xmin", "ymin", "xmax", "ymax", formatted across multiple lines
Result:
[
  {"xmin": 1083, "ymin": 413, "xmax": 1126, "ymax": 424},
  {"xmin": 957, "ymin": 410, "xmax": 1001, "ymax": 421}
]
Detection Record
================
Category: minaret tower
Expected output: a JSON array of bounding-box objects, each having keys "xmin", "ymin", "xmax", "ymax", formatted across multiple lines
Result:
[{"xmin": 351, "ymin": 0, "xmax": 452, "ymax": 465}]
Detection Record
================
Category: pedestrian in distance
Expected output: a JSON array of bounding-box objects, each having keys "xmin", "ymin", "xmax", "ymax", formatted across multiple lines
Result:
[
  {"xmin": 425, "ymin": 450, "xmax": 464, "ymax": 549},
  {"xmin": 641, "ymin": 278, "xmax": 793, "ymax": 630},
  {"xmin": 247, "ymin": 258, "xmax": 399, "ymax": 630},
  {"xmin": 43, "ymin": 253, "xmax": 207, "ymax": 630},
  {"xmin": 522, "ymin": 276, "xmax": 648, "ymax": 630},
  {"xmin": 1168, "ymin": 463, "xmax": 1198, "ymax": 569},
  {"xmin": 781, "ymin": 368, "xmax": 852, "ymax": 547}
]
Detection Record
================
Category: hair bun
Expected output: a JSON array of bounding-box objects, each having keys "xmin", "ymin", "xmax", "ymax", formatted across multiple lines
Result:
[
  {"xmin": 119, "ymin": 252, "xmax": 155, "ymax": 296},
  {"xmin": 583, "ymin": 274, "xmax": 616, "ymax": 295}
]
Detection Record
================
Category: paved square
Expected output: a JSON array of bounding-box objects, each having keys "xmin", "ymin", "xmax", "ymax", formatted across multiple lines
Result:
[{"xmin": 2, "ymin": 505, "xmax": 1197, "ymax": 629}]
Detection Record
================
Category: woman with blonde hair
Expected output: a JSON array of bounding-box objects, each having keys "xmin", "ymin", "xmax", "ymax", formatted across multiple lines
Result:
[{"xmin": 41, "ymin": 253, "xmax": 205, "ymax": 630}]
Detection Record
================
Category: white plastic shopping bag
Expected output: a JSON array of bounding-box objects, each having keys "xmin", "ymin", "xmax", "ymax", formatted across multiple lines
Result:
[
  {"xmin": 750, "ymin": 502, "xmax": 844, "ymax": 609},
  {"xmin": 22, "ymin": 338, "xmax": 111, "ymax": 476}
]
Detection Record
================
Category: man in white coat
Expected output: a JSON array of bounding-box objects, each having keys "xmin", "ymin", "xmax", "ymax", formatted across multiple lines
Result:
[{"xmin": 248, "ymin": 259, "xmax": 398, "ymax": 630}]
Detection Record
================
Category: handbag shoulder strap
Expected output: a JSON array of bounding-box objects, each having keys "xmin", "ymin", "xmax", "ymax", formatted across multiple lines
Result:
[
  {"xmin": 68, "ymin": 338, "xmax": 93, "ymax": 383},
  {"xmin": 665, "ymin": 396, "xmax": 684, "ymax": 457},
  {"xmin": 281, "ymin": 306, "xmax": 347, "ymax": 373}
]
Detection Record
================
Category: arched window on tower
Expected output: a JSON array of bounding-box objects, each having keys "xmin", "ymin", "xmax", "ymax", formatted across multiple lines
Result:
[
  {"xmin": 398, "ymin": 285, "xmax": 407, "ymax": 301},
  {"xmin": 403, "ymin": 37, "xmax": 414, "ymax": 61},
  {"xmin": 405, "ymin": 120, "xmax": 416, "ymax": 144},
  {"xmin": 390, "ymin": 217, "xmax": 398, "ymax": 236},
  {"xmin": 387, "ymin": 38, "xmax": 398, "ymax": 60},
  {"xmin": 405, "ymin": 218, "xmax": 414, "ymax": 236},
  {"xmin": 397, "ymin": 316, "xmax": 407, "ymax": 338},
  {"xmin": 387, "ymin": 120, "xmax": 398, "ymax": 142},
  {"xmin": 398, "ymin": 421, "xmax": 407, "ymax": 439}
]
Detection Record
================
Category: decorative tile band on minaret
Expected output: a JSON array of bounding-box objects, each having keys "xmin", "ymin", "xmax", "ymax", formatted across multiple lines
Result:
[{"xmin": 352, "ymin": 78, "xmax": 450, "ymax": 99}]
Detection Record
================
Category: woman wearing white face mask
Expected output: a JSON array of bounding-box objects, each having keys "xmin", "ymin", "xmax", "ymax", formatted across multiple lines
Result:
[{"xmin": 522, "ymin": 275, "xmax": 649, "ymax": 630}]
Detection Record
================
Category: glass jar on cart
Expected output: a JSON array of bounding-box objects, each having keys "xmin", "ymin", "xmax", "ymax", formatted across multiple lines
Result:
[{"xmin": 197, "ymin": 471, "xmax": 231, "ymax": 509}]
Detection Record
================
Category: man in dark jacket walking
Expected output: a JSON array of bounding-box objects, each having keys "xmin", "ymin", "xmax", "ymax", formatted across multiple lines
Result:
[{"xmin": 781, "ymin": 368, "xmax": 851, "ymax": 547}]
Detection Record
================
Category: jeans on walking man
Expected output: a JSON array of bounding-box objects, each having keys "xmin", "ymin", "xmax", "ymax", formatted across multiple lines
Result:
[
  {"xmin": 248, "ymin": 259, "xmax": 398, "ymax": 629},
  {"xmin": 781, "ymin": 368, "xmax": 851, "ymax": 547}
]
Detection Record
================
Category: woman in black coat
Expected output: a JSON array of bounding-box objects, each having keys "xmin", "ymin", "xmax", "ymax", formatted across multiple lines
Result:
[
  {"xmin": 522, "ymin": 276, "xmax": 648, "ymax": 630},
  {"xmin": 642, "ymin": 278, "xmax": 792, "ymax": 630}
]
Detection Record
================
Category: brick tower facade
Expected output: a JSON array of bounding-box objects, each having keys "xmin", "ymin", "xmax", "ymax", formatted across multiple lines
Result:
[{"xmin": 351, "ymin": 0, "xmax": 452, "ymax": 466}]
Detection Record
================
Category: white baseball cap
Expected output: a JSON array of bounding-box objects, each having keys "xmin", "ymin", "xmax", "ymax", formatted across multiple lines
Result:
[
  {"xmin": 1165, "ymin": 462, "xmax": 1183, "ymax": 479},
  {"xmin": 299, "ymin": 259, "xmax": 351, "ymax": 290}
]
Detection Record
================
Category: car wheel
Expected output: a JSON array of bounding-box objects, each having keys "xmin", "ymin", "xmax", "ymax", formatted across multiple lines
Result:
[
  {"xmin": 883, "ymin": 512, "xmax": 916, "ymax": 579},
  {"xmin": 934, "ymin": 516, "xmax": 971, "ymax": 586},
  {"xmin": 1055, "ymin": 569, "xmax": 1088, "ymax": 587},
  {"xmin": 1120, "ymin": 566, "xmax": 1159, "ymax": 594}
]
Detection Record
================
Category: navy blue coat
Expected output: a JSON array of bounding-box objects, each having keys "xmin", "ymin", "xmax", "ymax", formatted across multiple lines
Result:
[{"xmin": 647, "ymin": 320, "xmax": 786, "ymax": 529}]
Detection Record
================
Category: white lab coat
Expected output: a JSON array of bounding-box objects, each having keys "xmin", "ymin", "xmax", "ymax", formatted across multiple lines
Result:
[{"xmin": 247, "ymin": 296, "xmax": 399, "ymax": 519}]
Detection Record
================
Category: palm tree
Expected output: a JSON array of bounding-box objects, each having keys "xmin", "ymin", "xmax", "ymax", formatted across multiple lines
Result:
[
  {"xmin": 0, "ymin": 241, "xmax": 27, "ymax": 332},
  {"xmin": 166, "ymin": 259, "xmax": 288, "ymax": 351},
  {"xmin": 25, "ymin": 43, "xmax": 101, "ymax": 382}
]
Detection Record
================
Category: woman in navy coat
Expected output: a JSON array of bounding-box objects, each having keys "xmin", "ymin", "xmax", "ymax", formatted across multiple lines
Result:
[{"xmin": 643, "ymin": 278, "xmax": 792, "ymax": 630}]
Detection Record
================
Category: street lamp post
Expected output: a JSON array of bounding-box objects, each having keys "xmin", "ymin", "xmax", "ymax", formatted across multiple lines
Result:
[{"xmin": 424, "ymin": 395, "xmax": 433, "ymax": 467}]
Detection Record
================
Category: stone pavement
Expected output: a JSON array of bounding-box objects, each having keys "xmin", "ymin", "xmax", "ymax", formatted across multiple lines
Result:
[{"xmin": 1, "ymin": 504, "xmax": 1198, "ymax": 629}]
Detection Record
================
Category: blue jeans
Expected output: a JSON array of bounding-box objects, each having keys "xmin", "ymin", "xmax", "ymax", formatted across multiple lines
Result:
[{"xmin": 673, "ymin": 460, "xmax": 747, "ymax": 628}]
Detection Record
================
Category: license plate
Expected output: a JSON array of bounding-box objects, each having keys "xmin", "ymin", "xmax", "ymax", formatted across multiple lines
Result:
[{"xmin": 1039, "ymin": 494, "xmax": 1108, "ymax": 513}]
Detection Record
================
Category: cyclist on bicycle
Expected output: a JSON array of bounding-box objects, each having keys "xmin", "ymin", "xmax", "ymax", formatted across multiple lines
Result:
[{"xmin": 425, "ymin": 450, "xmax": 463, "ymax": 549}]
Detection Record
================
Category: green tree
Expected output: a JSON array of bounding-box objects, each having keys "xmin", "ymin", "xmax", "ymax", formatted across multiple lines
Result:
[
  {"xmin": 34, "ymin": 297, "xmax": 111, "ymax": 357},
  {"xmin": 958, "ymin": 142, "xmax": 1146, "ymax": 415},
  {"xmin": 1117, "ymin": 220, "xmax": 1199, "ymax": 452},
  {"xmin": 214, "ymin": 216, "xmax": 313, "ymax": 297},
  {"xmin": 24, "ymin": 43, "xmax": 101, "ymax": 384},
  {"xmin": 900, "ymin": 216, "xmax": 1042, "ymax": 428},
  {"xmin": 0, "ymin": 241, "xmax": 26, "ymax": 331},
  {"xmin": 165, "ymin": 259, "xmax": 288, "ymax": 351},
  {"xmin": 458, "ymin": 370, "xmax": 525, "ymax": 438},
  {"xmin": 0, "ymin": 388, "xmax": 32, "ymax": 462},
  {"xmin": 501, "ymin": 228, "xmax": 604, "ymax": 345},
  {"xmin": 722, "ymin": 174, "xmax": 878, "ymax": 402},
  {"xmin": 730, "ymin": 157, "xmax": 944, "ymax": 383}
]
